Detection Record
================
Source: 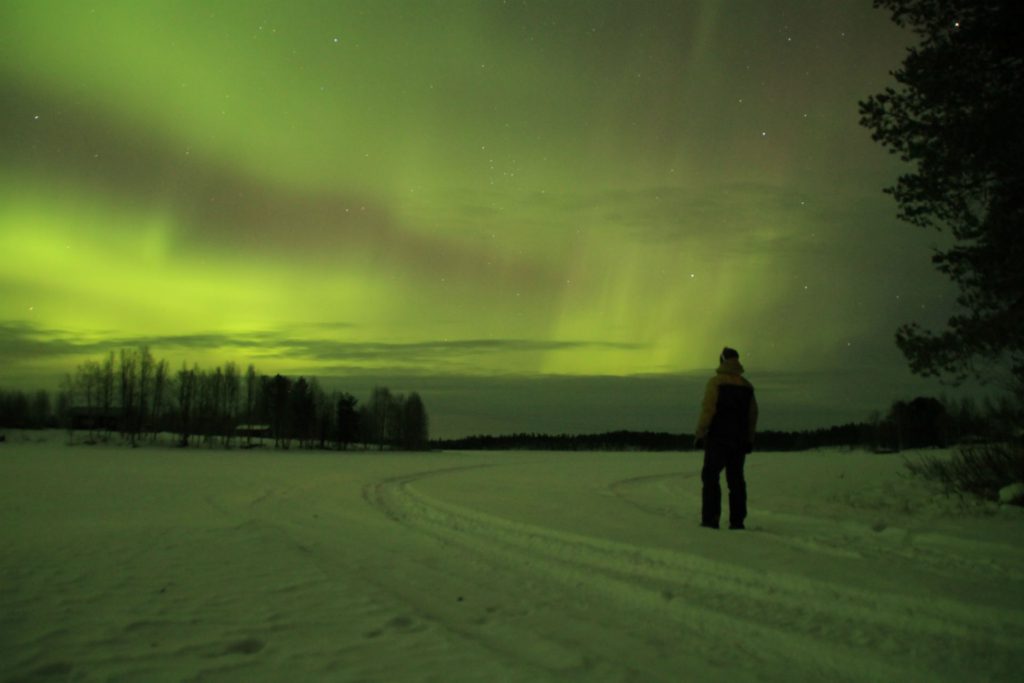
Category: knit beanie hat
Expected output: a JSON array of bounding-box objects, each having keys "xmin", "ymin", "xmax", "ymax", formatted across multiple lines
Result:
[{"xmin": 720, "ymin": 347, "xmax": 740, "ymax": 363}]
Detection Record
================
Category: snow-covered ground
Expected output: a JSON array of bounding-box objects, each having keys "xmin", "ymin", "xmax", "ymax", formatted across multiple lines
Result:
[{"xmin": 2, "ymin": 433, "xmax": 1022, "ymax": 682}]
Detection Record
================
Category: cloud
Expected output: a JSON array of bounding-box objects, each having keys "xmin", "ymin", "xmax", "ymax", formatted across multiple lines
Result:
[
  {"xmin": 438, "ymin": 182, "xmax": 897, "ymax": 258},
  {"xmin": 275, "ymin": 337, "xmax": 642, "ymax": 363},
  {"xmin": 0, "ymin": 320, "xmax": 642, "ymax": 367},
  {"xmin": 0, "ymin": 321, "xmax": 103, "ymax": 358},
  {"xmin": 0, "ymin": 321, "xmax": 281, "ymax": 362},
  {"xmin": 0, "ymin": 78, "xmax": 560, "ymax": 293}
]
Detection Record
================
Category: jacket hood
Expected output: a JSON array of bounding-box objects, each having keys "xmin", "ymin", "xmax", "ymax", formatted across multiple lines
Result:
[{"xmin": 716, "ymin": 357, "xmax": 745, "ymax": 375}]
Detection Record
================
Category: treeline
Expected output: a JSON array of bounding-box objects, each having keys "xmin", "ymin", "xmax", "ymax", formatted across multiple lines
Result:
[
  {"xmin": 0, "ymin": 346, "xmax": 429, "ymax": 450},
  {"xmin": 433, "ymin": 430, "xmax": 693, "ymax": 452},
  {"xmin": 867, "ymin": 395, "xmax": 1021, "ymax": 451},
  {"xmin": 0, "ymin": 389, "xmax": 54, "ymax": 430},
  {"xmin": 435, "ymin": 395, "xmax": 1022, "ymax": 452},
  {"xmin": 432, "ymin": 426, "xmax": 869, "ymax": 452},
  {"xmin": 6, "ymin": 364, "xmax": 1019, "ymax": 453}
]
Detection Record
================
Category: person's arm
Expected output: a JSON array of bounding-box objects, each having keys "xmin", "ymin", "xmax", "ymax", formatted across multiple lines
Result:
[
  {"xmin": 695, "ymin": 377, "xmax": 718, "ymax": 440},
  {"xmin": 747, "ymin": 389, "xmax": 759, "ymax": 452}
]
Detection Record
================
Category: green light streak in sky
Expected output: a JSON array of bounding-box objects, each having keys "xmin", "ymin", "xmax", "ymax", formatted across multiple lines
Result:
[{"xmin": 0, "ymin": 1, "xmax": 963, "ymax": 431}]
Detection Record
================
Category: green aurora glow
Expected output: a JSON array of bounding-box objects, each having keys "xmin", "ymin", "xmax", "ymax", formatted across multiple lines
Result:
[{"xmin": 1, "ymin": 1, "xmax": 964, "ymax": 436}]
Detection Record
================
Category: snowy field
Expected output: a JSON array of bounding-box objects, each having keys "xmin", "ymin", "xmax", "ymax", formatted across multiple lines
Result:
[{"xmin": 2, "ymin": 433, "xmax": 1023, "ymax": 682}]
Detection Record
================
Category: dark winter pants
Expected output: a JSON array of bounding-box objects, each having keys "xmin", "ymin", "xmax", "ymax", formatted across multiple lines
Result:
[{"xmin": 701, "ymin": 442, "xmax": 747, "ymax": 528}]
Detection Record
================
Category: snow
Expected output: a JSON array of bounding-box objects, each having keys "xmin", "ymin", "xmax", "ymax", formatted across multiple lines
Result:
[
  {"xmin": 2, "ymin": 433, "xmax": 1022, "ymax": 682},
  {"xmin": 1000, "ymin": 482, "xmax": 1024, "ymax": 505}
]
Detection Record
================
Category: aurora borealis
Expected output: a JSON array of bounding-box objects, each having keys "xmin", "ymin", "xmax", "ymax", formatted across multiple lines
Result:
[{"xmin": 1, "ymin": 1, "xmax": 964, "ymax": 437}]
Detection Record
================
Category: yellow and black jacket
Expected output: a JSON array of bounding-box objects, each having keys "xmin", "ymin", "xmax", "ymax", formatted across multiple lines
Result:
[{"xmin": 695, "ymin": 358, "xmax": 758, "ymax": 449}]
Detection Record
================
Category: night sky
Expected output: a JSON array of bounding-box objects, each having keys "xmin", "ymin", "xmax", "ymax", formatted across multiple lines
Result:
[{"xmin": 1, "ymin": 1, "xmax": 964, "ymax": 437}]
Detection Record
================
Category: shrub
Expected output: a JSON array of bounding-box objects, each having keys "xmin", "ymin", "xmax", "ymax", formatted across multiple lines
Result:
[{"xmin": 904, "ymin": 442, "xmax": 1024, "ymax": 502}]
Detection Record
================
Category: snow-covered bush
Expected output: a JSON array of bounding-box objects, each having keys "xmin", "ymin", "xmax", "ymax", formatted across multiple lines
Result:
[
  {"xmin": 904, "ymin": 442, "xmax": 1024, "ymax": 503},
  {"xmin": 999, "ymin": 482, "xmax": 1024, "ymax": 505}
]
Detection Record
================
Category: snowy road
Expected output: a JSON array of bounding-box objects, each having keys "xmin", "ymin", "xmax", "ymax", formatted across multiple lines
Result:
[{"xmin": 1, "ymin": 441, "xmax": 1022, "ymax": 681}]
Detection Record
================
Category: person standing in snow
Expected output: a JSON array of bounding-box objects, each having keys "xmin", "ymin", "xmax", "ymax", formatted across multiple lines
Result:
[{"xmin": 693, "ymin": 347, "xmax": 758, "ymax": 530}]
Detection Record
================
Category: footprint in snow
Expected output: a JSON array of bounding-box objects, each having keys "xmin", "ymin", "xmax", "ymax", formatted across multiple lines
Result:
[{"xmin": 223, "ymin": 637, "xmax": 265, "ymax": 655}]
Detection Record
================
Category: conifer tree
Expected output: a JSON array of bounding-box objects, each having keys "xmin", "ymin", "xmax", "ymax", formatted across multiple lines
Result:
[{"xmin": 860, "ymin": 1, "xmax": 1024, "ymax": 385}]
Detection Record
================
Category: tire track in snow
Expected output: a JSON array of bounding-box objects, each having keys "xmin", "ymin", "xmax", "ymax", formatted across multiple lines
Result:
[
  {"xmin": 611, "ymin": 471, "xmax": 1024, "ymax": 581},
  {"xmin": 364, "ymin": 464, "xmax": 1024, "ymax": 682},
  {"xmin": 196, "ymin": 474, "xmax": 557, "ymax": 683},
  {"xmin": 361, "ymin": 464, "xmax": 679, "ymax": 680}
]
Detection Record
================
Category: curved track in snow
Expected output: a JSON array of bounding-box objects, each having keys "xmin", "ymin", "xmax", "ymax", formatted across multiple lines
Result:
[
  {"xmin": 361, "ymin": 462, "xmax": 1024, "ymax": 682},
  {"xmin": 611, "ymin": 469, "xmax": 1024, "ymax": 580}
]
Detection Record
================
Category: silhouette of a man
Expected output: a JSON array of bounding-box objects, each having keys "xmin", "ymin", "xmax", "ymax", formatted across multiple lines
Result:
[{"xmin": 694, "ymin": 347, "xmax": 758, "ymax": 529}]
